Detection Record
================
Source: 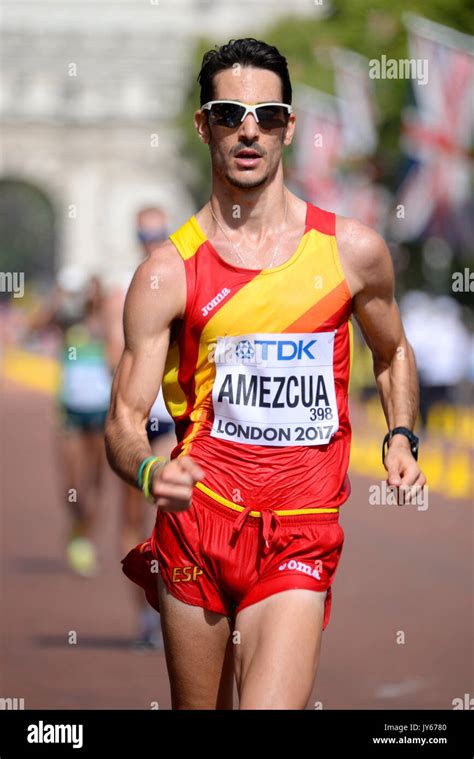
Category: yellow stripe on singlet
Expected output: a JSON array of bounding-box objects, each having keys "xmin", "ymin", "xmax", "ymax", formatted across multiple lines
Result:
[{"xmin": 194, "ymin": 481, "xmax": 339, "ymax": 517}]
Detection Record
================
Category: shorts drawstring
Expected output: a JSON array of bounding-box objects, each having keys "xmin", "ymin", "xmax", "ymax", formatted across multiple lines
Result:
[
  {"xmin": 231, "ymin": 504, "xmax": 253, "ymax": 540},
  {"xmin": 231, "ymin": 503, "xmax": 285, "ymax": 555},
  {"xmin": 261, "ymin": 508, "xmax": 283, "ymax": 555}
]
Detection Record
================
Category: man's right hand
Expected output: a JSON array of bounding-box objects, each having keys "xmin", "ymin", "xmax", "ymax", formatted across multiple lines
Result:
[{"xmin": 150, "ymin": 455, "xmax": 205, "ymax": 512}]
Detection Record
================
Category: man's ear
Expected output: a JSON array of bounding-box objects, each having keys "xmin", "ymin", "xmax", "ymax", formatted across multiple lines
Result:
[
  {"xmin": 194, "ymin": 110, "xmax": 211, "ymax": 145},
  {"xmin": 283, "ymin": 113, "xmax": 296, "ymax": 147}
]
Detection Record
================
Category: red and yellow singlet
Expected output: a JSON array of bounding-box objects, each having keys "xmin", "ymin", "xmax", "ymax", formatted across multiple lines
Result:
[{"xmin": 161, "ymin": 201, "xmax": 353, "ymax": 511}]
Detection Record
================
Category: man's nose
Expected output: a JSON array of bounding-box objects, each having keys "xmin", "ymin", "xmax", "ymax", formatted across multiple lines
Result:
[{"xmin": 237, "ymin": 112, "xmax": 260, "ymax": 141}]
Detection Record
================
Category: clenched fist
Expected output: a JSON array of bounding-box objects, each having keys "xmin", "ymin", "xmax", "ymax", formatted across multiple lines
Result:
[{"xmin": 150, "ymin": 455, "xmax": 205, "ymax": 512}]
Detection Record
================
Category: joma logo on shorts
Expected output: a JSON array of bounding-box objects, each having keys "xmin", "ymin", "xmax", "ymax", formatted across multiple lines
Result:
[
  {"xmin": 172, "ymin": 566, "xmax": 203, "ymax": 582},
  {"xmin": 201, "ymin": 287, "xmax": 231, "ymax": 317},
  {"xmin": 278, "ymin": 559, "xmax": 321, "ymax": 580}
]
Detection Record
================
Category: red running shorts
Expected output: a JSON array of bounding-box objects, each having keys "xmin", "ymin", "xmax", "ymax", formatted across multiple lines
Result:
[{"xmin": 122, "ymin": 484, "xmax": 345, "ymax": 631}]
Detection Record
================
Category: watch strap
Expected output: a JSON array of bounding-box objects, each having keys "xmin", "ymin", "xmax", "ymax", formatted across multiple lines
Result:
[{"xmin": 382, "ymin": 427, "xmax": 419, "ymax": 462}]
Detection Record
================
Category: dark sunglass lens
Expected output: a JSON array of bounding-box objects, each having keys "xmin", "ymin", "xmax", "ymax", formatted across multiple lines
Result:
[
  {"xmin": 208, "ymin": 103, "xmax": 245, "ymax": 127},
  {"xmin": 257, "ymin": 105, "xmax": 288, "ymax": 127}
]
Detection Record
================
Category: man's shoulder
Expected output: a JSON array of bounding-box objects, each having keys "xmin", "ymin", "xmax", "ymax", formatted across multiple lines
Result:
[
  {"xmin": 124, "ymin": 242, "xmax": 186, "ymax": 320},
  {"xmin": 133, "ymin": 240, "xmax": 186, "ymax": 288},
  {"xmin": 103, "ymin": 240, "xmax": 181, "ymax": 299},
  {"xmin": 335, "ymin": 214, "xmax": 390, "ymax": 273},
  {"xmin": 148, "ymin": 237, "xmax": 182, "ymax": 261}
]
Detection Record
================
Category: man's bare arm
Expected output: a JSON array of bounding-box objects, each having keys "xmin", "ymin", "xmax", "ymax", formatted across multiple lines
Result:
[
  {"xmin": 337, "ymin": 217, "xmax": 426, "ymax": 488},
  {"xmin": 104, "ymin": 242, "xmax": 204, "ymax": 509},
  {"xmin": 103, "ymin": 287, "xmax": 128, "ymax": 372}
]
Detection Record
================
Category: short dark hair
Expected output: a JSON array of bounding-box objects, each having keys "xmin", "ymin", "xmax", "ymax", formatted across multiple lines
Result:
[{"xmin": 197, "ymin": 38, "xmax": 292, "ymax": 106}]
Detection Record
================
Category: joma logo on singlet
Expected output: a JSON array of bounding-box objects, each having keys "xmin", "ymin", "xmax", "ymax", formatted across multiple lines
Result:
[{"xmin": 201, "ymin": 287, "xmax": 231, "ymax": 317}]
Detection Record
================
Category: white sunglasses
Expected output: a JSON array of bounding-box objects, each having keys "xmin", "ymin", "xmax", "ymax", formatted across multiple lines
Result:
[{"xmin": 201, "ymin": 100, "xmax": 293, "ymax": 128}]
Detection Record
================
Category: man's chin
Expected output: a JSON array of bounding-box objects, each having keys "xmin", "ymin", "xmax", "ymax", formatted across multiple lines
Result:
[{"xmin": 225, "ymin": 170, "xmax": 269, "ymax": 190}]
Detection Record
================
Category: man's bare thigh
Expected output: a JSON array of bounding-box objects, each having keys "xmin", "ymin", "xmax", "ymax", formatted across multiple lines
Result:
[
  {"xmin": 157, "ymin": 574, "xmax": 234, "ymax": 709},
  {"xmin": 233, "ymin": 588, "xmax": 327, "ymax": 709}
]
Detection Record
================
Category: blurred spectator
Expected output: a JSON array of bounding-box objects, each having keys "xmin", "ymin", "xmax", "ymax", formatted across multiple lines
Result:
[
  {"xmin": 401, "ymin": 291, "xmax": 471, "ymax": 429},
  {"xmin": 136, "ymin": 206, "xmax": 169, "ymax": 256}
]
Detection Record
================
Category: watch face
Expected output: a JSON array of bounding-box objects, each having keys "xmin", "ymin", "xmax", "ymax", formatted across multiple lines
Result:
[{"xmin": 409, "ymin": 434, "xmax": 419, "ymax": 459}]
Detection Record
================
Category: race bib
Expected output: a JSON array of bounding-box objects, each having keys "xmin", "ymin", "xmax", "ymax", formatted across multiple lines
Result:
[{"xmin": 210, "ymin": 332, "xmax": 339, "ymax": 447}]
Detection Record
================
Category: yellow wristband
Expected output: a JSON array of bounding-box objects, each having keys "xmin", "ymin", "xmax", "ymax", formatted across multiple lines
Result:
[{"xmin": 142, "ymin": 456, "xmax": 168, "ymax": 503}]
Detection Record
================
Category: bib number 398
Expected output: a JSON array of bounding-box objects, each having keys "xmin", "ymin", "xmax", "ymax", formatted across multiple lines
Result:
[{"xmin": 210, "ymin": 332, "xmax": 339, "ymax": 447}]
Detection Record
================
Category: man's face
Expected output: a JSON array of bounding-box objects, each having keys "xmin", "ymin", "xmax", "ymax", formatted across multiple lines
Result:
[
  {"xmin": 195, "ymin": 66, "xmax": 295, "ymax": 191},
  {"xmin": 137, "ymin": 209, "xmax": 167, "ymax": 234},
  {"xmin": 136, "ymin": 209, "xmax": 168, "ymax": 255}
]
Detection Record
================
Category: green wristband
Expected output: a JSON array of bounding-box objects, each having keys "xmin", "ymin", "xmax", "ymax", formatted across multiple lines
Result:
[
  {"xmin": 143, "ymin": 456, "xmax": 168, "ymax": 503},
  {"xmin": 137, "ymin": 456, "xmax": 156, "ymax": 488}
]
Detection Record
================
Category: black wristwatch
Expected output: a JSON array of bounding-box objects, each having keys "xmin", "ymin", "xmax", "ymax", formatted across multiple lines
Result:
[{"xmin": 382, "ymin": 427, "xmax": 419, "ymax": 462}]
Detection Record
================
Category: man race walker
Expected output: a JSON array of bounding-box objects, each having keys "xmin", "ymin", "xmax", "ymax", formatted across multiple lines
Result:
[{"xmin": 105, "ymin": 38, "xmax": 426, "ymax": 709}]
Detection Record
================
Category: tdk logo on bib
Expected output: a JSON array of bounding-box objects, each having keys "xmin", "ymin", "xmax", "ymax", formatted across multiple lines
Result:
[
  {"xmin": 211, "ymin": 332, "xmax": 339, "ymax": 447},
  {"xmin": 231, "ymin": 338, "xmax": 317, "ymax": 363}
]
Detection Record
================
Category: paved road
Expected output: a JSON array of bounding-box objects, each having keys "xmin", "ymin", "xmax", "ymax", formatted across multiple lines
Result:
[{"xmin": 0, "ymin": 386, "xmax": 472, "ymax": 709}]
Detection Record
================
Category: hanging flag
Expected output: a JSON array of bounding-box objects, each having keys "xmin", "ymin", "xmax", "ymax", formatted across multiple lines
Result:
[
  {"xmin": 292, "ymin": 84, "xmax": 342, "ymax": 207},
  {"xmin": 292, "ymin": 51, "xmax": 389, "ymax": 231},
  {"xmin": 390, "ymin": 14, "xmax": 474, "ymax": 242},
  {"xmin": 332, "ymin": 47, "xmax": 378, "ymax": 159}
]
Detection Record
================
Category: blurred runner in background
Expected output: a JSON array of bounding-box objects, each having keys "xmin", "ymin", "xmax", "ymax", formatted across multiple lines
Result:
[
  {"xmin": 29, "ymin": 268, "xmax": 111, "ymax": 577},
  {"xmin": 104, "ymin": 206, "xmax": 176, "ymax": 648}
]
